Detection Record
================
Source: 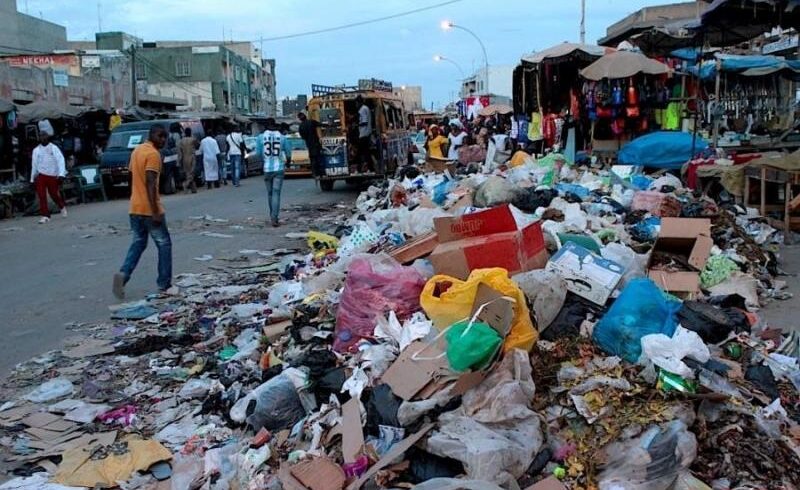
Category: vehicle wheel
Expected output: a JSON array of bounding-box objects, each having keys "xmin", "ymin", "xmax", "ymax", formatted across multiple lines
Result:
[{"xmin": 320, "ymin": 180, "xmax": 334, "ymax": 191}]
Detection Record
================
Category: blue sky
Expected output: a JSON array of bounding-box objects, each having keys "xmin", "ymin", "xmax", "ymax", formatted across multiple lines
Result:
[{"xmin": 27, "ymin": 0, "xmax": 672, "ymax": 107}]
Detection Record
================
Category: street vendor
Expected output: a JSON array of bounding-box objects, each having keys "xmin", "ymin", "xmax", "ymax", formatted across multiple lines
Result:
[{"xmin": 30, "ymin": 128, "xmax": 67, "ymax": 224}]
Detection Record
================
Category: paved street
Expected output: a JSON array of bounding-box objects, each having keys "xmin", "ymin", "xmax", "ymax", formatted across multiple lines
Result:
[{"xmin": 0, "ymin": 176, "xmax": 359, "ymax": 377}]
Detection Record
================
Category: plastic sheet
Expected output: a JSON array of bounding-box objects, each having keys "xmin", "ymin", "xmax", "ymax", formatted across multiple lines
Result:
[
  {"xmin": 597, "ymin": 420, "xmax": 698, "ymax": 490},
  {"xmin": 639, "ymin": 327, "xmax": 711, "ymax": 379},
  {"xmin": 334, "ymin": 254, "xmax": 426, "ymax": 352},
  {"xmin": 24, "ymin": 377, "xmax": 74, "ymax": 403},
  {"xmin": 512, "ymin": 270, "xmax": 567, "ymax": 330},
  {"xmin": 426, "ymin": 350, "xmax": 542, "ymax": 484},
  {"xmin": 601, "ymin": 242, "xmax": 648, "ymax": 290},
  {"xmin": 593, "ymin": 278, "xmax": 681, "ymax": 363},
  {"xmin": 473, "ymin": 176, "xmax": 522, "ymax": 208}
]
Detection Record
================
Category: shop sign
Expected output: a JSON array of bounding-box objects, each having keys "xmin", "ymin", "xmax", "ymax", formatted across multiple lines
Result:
[
  {"xmin": 763, "ymin": 34, "xmax": 799, "ymax": 54},
  {"xmin": 4, "ymin": 54, "xmax": 77, "ymax": 67},
  {"xmin": 53, "ymin": 70, "xmax": 69, "ymax": 87},
  {"xmin": 81, "ymin": 56, "xmax": 100, "ymax": 68}
]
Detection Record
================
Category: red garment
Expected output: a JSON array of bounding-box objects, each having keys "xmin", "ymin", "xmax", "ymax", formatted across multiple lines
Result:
[
  {"xmin": 35, "ymin": 174, "xmax": 65, "ymax": 217},
  {"xmin": 542, "ymin": 114, "xmax": 557, "ymax": 147}
]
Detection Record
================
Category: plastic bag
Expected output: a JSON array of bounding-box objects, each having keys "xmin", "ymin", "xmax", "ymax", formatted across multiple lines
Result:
[
  {"xmin": 307, "ymin": 231, "xmax": 339, "ymax": 258},
  {"xmin": 639, "ymin": 326, "xmax": 710, "ymax": 379},
  {"xmin": 700, "ymin": 255, "xmax": 739, "ymax": 289},
  {"xmin": 446, "ymin": 320, "xmax": 502, "ymax": 372},
  {"xmin": 334, "ymin": 254, "xmax": 426, "ymax": 352},
  {"xmin": 512, "ymin": 270, "xmax": 566, "ymax": 330},
  {"xmin": 473, "ymin": 176, "xmax": 521, "ymax": 208},
  {"xmin": 25, "ymin": 377, "xmax": 74, "ymax": 403},
  {"xmin": 426, "ymin": 350, "xmax": 542, "ymax": 484},
  {"xmin": 597, "ymin": 420, "xmax": 697, "ymax": 490},
  {"xmin": 420, "ymin": 268, "xmax": 538, "ymax": 353},
  {"xmin": 593, "ymin": 278, "xmax": 681, "ymax": 363},
  {"xmin": 229, "ymin": 374, "xmax": 305, "ymax": 431},
  {"xmin": 601, "ymin": 242, "xmax": 647, "ymax": 290}
]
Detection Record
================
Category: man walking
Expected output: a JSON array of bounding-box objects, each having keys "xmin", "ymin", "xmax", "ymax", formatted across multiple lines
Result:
[
  {"xmin": 297, "ymin": 112, "xmax": 323, "ymax": 177},
  {"xmin": 177, "ymin": 127, "xmax": 198, "ymax": 193},
  {"xmin": 113, "ymin": 124, "xmax": 172, "ymax": 299},
  {"xmin": 31, "ymin": 130, "xmax": 67, "ymax": 224},
  {"xmin": 355, "ymin": 95, "xmax": 374, "ymax": 172},
  {"xmin": 226, "ymin": 128, "xmax": 246, "ymax": 186},
  {"xmin": 200, "ymin": 132, "xmax": 221, "ymax": 189},
  {"xmin": 262, "ymin": 118, "xmax": 291, "ymax": 227},
  {"xmin": 215, "ymin": 130, "xmax": 229, "ymax": 185}
]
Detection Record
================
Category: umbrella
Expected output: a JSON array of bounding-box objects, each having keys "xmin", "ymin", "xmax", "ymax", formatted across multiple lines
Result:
[
  {"xmin": 479, "ymin": 104, "xmax": 513, "ymax": 116},
  {"xmin": 0, "ymin": 99, "xmax": 14, "ymax": 113},
  {"xmin": 17, "ymin": 101, "xmax": 85, "ymax": 124},
  {"xmin": 521, "ymin": 43, "xmax": 611, "ymax": 65},
  {"xmin": 580, "ymin": 50, "xmax": 671, "ymax": 81}
]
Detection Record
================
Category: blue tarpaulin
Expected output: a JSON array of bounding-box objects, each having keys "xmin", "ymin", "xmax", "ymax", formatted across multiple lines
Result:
[
  {"xmin": 689, "ymin": 54, "xmax": 800, "ymax": 80},
  {"xmin": 618, "ymin": 131, "xmax": 708, "ymax": 169}
]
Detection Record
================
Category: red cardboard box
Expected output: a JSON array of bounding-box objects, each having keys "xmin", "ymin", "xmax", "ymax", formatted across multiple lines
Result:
[{"xmin": 428, "ymin": 204, "xmax": 548, "ymax": 280}]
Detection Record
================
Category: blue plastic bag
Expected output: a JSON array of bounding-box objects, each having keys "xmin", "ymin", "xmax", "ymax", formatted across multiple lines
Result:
[{"xmin": 592, "ymin": 278, "xmax": 682, "ymax": 362}]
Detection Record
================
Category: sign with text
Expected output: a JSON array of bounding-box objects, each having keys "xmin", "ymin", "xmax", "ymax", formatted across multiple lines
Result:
[{"xmin": 4, "ymin": 54, "xmax": 78, "ymax": 68}]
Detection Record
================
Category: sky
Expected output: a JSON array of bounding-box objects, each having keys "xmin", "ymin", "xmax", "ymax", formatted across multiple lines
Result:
[{"xmin": 26, "ymin": 0, "xmax": 673, "ymax": 108}]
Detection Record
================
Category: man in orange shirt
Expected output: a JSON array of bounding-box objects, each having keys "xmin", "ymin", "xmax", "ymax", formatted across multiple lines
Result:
[{"xmin": 113, "ymin": 124, "xmax": 172, "ymax": 299}]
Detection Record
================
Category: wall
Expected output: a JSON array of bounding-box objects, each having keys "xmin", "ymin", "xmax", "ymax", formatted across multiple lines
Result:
[
  {"xmin": 0, "ymin": 0, "xmax": 68, "ymax": 54},
  {"xmin": 392, "ymin": 86, "xmax": 423, "ymax": 111},
  {"xmin": 460, "ymin": 65, "xmax": 513, "ymax": 98},
  {"xmin": 146, "ymin": 81, "xmax": 214, "ymax": 110}
]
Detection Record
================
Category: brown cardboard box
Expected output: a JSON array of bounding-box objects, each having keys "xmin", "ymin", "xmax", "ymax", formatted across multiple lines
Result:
[
  {"xmin": 648, "ymin": 218, "xmax": 713, "ymax": 294},
  {"xmin": 429, "ymin": 204, "xmax": 548, "ymax": 280}
]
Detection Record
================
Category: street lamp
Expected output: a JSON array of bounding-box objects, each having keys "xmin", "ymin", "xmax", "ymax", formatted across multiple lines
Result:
[
  {"xmin": 433, "ymin": 54, "xmax": 466, "ymax": 79},
  {"xmin": 440, "ymin": 20, "xmax": 489, "ymax": 94}
]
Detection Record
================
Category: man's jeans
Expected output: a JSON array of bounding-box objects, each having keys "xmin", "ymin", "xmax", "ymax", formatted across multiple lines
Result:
[
  {"xmin": 264, "ymin": 171, "xmax": 284, "ymax": 222},
  {"xmin": 229, "ymin": 154, "xmax": 242, "ymax": 186},
  {"xmin": 120, "ymin": 215, "xmax": 173, "ymax": 290}
]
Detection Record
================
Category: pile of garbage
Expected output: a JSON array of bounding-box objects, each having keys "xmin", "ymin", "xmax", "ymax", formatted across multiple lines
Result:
[{"xmin": 1, "ymin": 152, "xmax": 799, "ymax": 490}]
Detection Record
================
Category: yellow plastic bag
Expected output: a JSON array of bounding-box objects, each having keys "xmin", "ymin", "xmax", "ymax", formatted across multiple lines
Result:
[
  {"xmin": 420, "ymin": 268, "xmax": 538, "ymax": 352},
  {"xmin": 307, "ymin": 231, "xmax": 339, "ymax": 258}
]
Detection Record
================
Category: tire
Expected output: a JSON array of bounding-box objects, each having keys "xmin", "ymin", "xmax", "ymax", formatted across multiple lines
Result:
[{"xmin": 319, "ymin": 180, "xmax": 334, "ymax": 191}]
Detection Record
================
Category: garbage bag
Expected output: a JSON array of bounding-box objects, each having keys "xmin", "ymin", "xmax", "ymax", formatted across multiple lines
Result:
[
  {"xmin": 639, "ymin": 326, "xmax": 710, "ymax": 379},
  {"xmin": 407, "ymin": 447, "xmax": 464, "ymax": 484},
  {"xmin": 365, "ymin": 384, "xmax": 401, "ymax": 436},
  {"xmin": 700, "ymin": 255, "xmax": 740, "ymax": 289},
  {"xmin": 592, "ymin": 278, "xmax": 681, "ymax": 363},
  {"xmin": 426, "ymin": 350, "xmax": 543, "ymax": 484},
  {"xmin": 473, "ymin": 176, "xmax": 522, "ymax": 208},
  {"xmin": 512, "ymin": 270, "xmax": 567, "ymax": 330},
  {"xmin": 229, "ymin": 374, "xmax": 305, "ymax": 431},
  {"xmin": 445, "ymin": 320, "xmax": 502, "ymax": 372},
  {"xmin": 334, "ymin": 254, "xmax": 426, "ymax": 352},
  {"xmin": 601, "ymin": 242, "xmax": 648, "ymax": 290},
  {"xmin": 676, "ymin": 301, "xmax": 746, "ymax": 344},
  {"xmin": 597, "ymin": 420, "xmax": 697, "ymax": 490},
  {"xmin": 745, "ymin": 365, "xmax": 780, "ymax": 401},
  {"xmin": 541, "ymin": 293, "xmax": 603, "ymax": 340},
  {"xmin": 421, "ymin": 268, "xmax": 538, "ymax": 353}
]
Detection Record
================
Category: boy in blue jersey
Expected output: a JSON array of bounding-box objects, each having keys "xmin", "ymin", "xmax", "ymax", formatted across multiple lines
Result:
[{"xmin": 261, "ymin": 118, "xmax": 292, "ymax": 227}]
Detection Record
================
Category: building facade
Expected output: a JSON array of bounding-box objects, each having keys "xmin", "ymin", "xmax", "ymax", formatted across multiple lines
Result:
[
  {"xmin": 392, "ymin": 85, "xmax": 423, "ymax": 111},
  {"xmin": 460, "ymin": 65, "xmax": 514, "ymax": 99},
  {"xmin": 281, "ymin": 94, "xmax": 308, "ymax": 117},
  {"xmin": 0, "ymin": 0, "xmax": 67, "ymax": 55}
]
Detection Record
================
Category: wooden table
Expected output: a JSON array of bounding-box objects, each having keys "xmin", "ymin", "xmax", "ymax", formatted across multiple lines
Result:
[{"xmin": 744, "ymin": 164, "xmax": 800, "ymax": 244}]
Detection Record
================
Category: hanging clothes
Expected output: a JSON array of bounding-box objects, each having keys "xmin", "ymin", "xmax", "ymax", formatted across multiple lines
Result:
[
  {"xmin": 664, "ymin": 102, "xmax": 682, "ymax": 130},
  {"xmin": 528, "ymin": 112, "xmax": 543, "ymax": 142}
]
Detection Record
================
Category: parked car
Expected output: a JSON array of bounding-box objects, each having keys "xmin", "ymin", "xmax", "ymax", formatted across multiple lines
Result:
[
  {"xmin": 241, "ymin": 134, "xmax": 312, "ymax": 178},
  {"xmin": 100, "ymin": 119, "xmax": 204, "ymax": 195}
]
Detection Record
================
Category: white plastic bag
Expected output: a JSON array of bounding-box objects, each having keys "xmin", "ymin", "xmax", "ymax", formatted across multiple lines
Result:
[
  {"xmin": 601, "ymin": 242, "xmax": 647, "ymax": 290},
  {"xmin": 512, "ymin": 270, "xmax": 567, "ymax": 330},
  {"xmin": 639, "ymin": 327, "xmax": 710, "ymax": 380},
  {"xmin": 25, "ymin": 377, "xmax": 74, "ymax": 403}
]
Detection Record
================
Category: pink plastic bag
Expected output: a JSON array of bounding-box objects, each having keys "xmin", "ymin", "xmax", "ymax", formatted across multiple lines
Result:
[{"xmin": 334, "ymin": 254, "xmax": 426, "ymax": 352}]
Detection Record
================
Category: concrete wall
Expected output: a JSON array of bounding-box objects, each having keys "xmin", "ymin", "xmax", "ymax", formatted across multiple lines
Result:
[
  {"xmin": 461, "ymin": 65, "xmax": 513, "ymax": 98},
  {"xmin": 147, "ymin": 81, "xmax": 214, "ymax": 110},
  {"xmin": 0, "ymin": 0, "xmax": 68, "ymax": 54},
  {"xmin": 393, "ymin": 86, "xmax": 423, "ymax": 111}
]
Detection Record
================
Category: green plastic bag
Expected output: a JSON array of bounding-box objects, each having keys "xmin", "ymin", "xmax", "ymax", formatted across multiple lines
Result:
[
  {"xmin": 700, "ymin": 255, "xmax": 739, "ymax": 288},
  {"xmin": 445, "ymin": 320, "xmax": 502, "ymax": 372}
]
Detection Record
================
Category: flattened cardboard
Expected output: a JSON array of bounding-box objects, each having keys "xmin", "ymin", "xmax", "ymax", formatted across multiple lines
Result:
[
  {"xmin": 648, "ymin": 218, "xmax": 713, "ymax": 294},
  {"xmin": 346, "ymin": 423, "xmax": 434, "ymax": 490},
  {"xmin": 430, "ymin": 205, "xmax": 548, "ymax": 280},
  {"xmin": 340, "ymin": 398, "xmax": 364, "ymax": 464},
  {"xmin": 471, "ymin": 283, "xmax": 515, "ymax": 337},
  {"xmin": 546, "ymin": 242, "xmax": 624, "ymax": 305},
  {"xmin": 389, "ymin": 232, "xmax": 438, "ymax": 264},
  {"xmin": 525, "ymin": 477, "xmax": 568, "ymax": 490},
  {"xmin": 21, "ymin": 412, "xmax": 61, "ymax": 429},
  {"xmin": 290, "ymin": 457, "xmax": 346, "ymax": 490},
  {"xmin": 381, "ymin": 340, "xmax": 450, "ymax": 401}
]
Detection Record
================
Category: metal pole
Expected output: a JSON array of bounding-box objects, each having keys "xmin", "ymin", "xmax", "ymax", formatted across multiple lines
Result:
[
  {"xmin": 130, "ymin": 46, "xmax": 137, "ymax": 106},
  {"xmin": 452, "ymin": 24, "xmax": 488, "ymax": 93},
  {"xmin": 712, "ymin": 58, "xmax": 722, "ymax": 148},
  {"xmin": 580, "ymin": 0, "xmax": 586, "ymax": 44},
  {"xmin": 226, "ymin": 48, "xmax": 232, "ymax": 113}
]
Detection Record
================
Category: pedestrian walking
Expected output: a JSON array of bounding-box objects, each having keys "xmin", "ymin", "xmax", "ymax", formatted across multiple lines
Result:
[
  {"xmin": 113, "ymin": 124, "xmax": 172, "ymax": 299},
  {"xmin": 297, "ymin": 112, "xmax": 323, "ymax": 177},
  {"xmin": 226, "ymin": 128, "xmax": 246, "ymax": 186},
  {"xmin": 261, "ymin": 118, "xmax": 291, "ymax": 227},
  {"xmin": 200, "ymin": 133, "xmax": 221, "ymax": 189},
  {"xmin": 177, "ymin": 127, "xmax": 198, "ymax": 193},
  {"xmin": 31, "ymin": 130, "xmax": 67, "ymax": 224},
  {"xmin": 215, "ymin": 130, "xmax": 229, "ymax": 185}
]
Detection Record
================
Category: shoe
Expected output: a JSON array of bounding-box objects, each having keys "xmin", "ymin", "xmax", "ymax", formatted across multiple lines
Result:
[
  {"xmin": 60, "ymin": 208, "xmax": 68, "ymax": 218},
  {"xmin": 38, "ymin": 216, "xmax": 50, "ymax": 224},
  {"xmin": 112, "ymin": 272, "xmax": 126, "ymax": 300},
  {"xmin": 271, "ymin": 219, "xmax": 279, "ymax": 227}
]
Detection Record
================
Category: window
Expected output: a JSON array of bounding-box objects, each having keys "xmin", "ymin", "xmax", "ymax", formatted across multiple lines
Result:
[
  {"xmin": 135, "ymin": 61, "xmax": 147, "ymax": 80},
  {"xmin": 175, "ymin": 59, "xmax": 191, "ymax": 77}
]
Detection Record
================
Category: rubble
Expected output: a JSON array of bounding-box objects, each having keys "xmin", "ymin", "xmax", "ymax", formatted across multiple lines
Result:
[{"xmin": 1, "ymin": 152, "xmax": 799, "ymax": 490}]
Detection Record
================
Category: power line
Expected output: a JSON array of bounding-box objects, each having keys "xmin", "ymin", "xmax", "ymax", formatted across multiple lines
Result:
[{"xmin": 255, "ymin": 0, "xmax": 464, "ymax": 42}]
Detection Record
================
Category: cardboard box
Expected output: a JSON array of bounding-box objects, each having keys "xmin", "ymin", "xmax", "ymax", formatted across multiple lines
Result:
[
  {"xmin": 631, "ymin": 191, "xmax": 682, "ymax": 217},
  {"xmin": 647, "ymin": 218, "xmax": 713, "ymax": 294},
  {"xmin": 546, "ymin": 242, "xmax": 624, "ymax": 306},
  {"xmin": 429, "ymin": 204, "xmax": 548, "ymax": 280},
  {"xmin": 388, "ymin": 232, "xmax": 438, "ymax": 264}
]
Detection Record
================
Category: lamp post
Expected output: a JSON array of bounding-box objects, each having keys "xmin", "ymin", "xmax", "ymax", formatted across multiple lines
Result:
[{"xmin": 441, "ymin": 20, "xmax": 489, "ymax": 94}]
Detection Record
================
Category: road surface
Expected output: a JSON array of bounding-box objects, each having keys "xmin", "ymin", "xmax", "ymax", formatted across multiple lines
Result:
[{"xmin": 0, "ymin": 176, "xmax": 359, "ymax": 377}]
